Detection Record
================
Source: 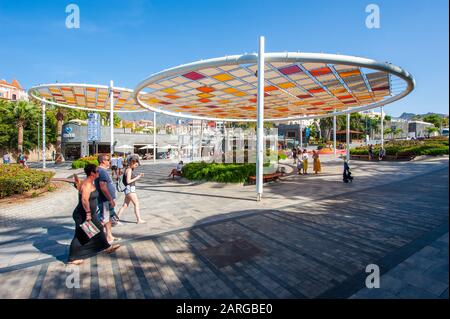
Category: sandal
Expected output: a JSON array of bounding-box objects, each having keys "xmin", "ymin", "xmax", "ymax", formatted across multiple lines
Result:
[
  {"xmin": 105, "ymin": 244, "xmax": 121, "ymax": 254},
  {"xmin": 109, "ymin": 237, "xmax": 122, "ymax": 244},
  {"xmin": 67, "ymin": 259, "xmax": 84, "ymax": 265}
]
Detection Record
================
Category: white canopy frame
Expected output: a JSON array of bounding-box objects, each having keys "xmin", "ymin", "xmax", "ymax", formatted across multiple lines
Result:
[
  {"xmin": 134, "ymin": 52, "xmax": 415, "ymax": 123},
  {"xmin": 133, "ymin": 37, "xmax": 415, "ymax": 201}
]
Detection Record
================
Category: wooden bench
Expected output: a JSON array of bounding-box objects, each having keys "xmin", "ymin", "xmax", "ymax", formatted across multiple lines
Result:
[
  {"xmin": 350, "ymin": 154, "xmax": 369, "ymax": 160},
  {"xmin": 248, "ymin": 172, "xmax": 283, "ymax": 185}
]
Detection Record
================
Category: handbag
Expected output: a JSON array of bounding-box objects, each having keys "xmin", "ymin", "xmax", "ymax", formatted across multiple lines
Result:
[
  {"xmin": 80, "ymin": 220, "xmax": 100, "ymax": 239},
  {"xmin": 116, "ymin": 174, "xmax": 126, "ymax": 192}
]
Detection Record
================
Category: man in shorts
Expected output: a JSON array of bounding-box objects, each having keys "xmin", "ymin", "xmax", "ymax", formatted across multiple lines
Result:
[{"xmin": 95, "ymin": 154, "xmax": 121, "ymax": 243}]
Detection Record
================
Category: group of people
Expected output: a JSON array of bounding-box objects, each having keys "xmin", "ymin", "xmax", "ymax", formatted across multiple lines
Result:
[
  {"xmin": 368, "ymin": 144, "xmax": 386, "ymax": 161},
  {"xmin": 292, "ymin": 148, "xmax": 322, "ymax": 175},
  {"xmin": 2, "ymin": 152, "xmax": 28, "ymax": 167},
  {"xmin": 68, "ymin": 153, "xmax": 145, "ymax": 265}
]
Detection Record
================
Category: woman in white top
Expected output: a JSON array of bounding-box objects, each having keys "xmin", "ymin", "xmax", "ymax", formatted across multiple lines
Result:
[{"xmin": 301, "ymin": 150, "xmax": 309, "ymax": 174}]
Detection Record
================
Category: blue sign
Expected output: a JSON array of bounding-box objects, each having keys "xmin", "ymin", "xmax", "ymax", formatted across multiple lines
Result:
[
  {"xmin": 87, "ymin": 113, "xmax": 101, "ymax": 142},
  {"xmin": 305, "ymin": 127, "xmax": 311, "ymax": 139},
  {"xmin": 64, "ymin": 126, "xmax": 72, "ymax": 134}
]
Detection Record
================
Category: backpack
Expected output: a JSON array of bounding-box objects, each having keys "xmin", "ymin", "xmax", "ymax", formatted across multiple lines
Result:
[{"xmin": 116, "ymin": 174, "xmax": 126, "ymax": 192}]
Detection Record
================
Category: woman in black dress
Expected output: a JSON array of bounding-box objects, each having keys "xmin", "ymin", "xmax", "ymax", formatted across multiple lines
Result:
[{"xmin": 68, "ymin": 164, "xmax": 120, "ymax": 265}]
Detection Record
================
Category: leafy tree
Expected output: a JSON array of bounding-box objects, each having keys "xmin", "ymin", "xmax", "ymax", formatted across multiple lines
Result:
[
  {"xmin": 423, "ymin": 114, "xmax": 443, "ymax": 129},
  {"xmin": 426, "ymin": 126, "xmax": 439, "ymax": 137},
  {"xmin": 442, "ymin": 117, "xmax": 449, "ymax": 128}
]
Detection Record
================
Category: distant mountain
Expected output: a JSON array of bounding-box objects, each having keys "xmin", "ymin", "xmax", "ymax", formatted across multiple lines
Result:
[{"xmin": 398, "ymin": 112, "xmax": 448, "ymax": 120}]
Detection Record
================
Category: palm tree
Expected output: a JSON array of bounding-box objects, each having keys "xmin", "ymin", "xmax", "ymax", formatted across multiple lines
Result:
[
  {"xmin": 426, "ymin": 126, "xmax": 439, "ymax": 138},
  {"xmin": 393, "ymin": 128, "xmax": 403, "ymax": 139},
  {"xmin": 383, "ymin": 127, "xmax": 393, "ymax": 140},
  {"xmin": 13, "ymin": 101, "xmax": 37, "ymax": 153}
]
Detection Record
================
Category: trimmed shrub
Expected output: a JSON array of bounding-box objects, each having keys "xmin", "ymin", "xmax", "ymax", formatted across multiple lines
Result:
[
  {"xmin": 72, "ymin": 156, "xmax": 99, "ymax": 169},
  {"xmin": 0, "ymin": 164, "xmax": 54, "ymax": 198},
  {"xmin": 350, "ymin": 138, "xmax": 449, "ymax": 157},
  {"xmin": 182, "ymin": 162, "xmax": 257, "ymax": 183}
]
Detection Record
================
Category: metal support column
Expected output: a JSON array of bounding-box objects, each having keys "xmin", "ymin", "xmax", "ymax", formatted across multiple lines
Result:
[
  {"xmin": 109, "ymin": 80, "xmax": 114, "ymax": 157},
  {"xmin": 380, "ymin": 106, "xmax": 384, "ymax": 148},
  {"xmin": 333, "ymin": 111, "xmax": 337, "ymax": 157},
  {"xmin": 42, "ymin": 101, "xmax": 46, "ymax": 169},
  {"xmin": 346, "ymin": 113, "xmax": 350, "ymax": 162},
  {"xmin": 256, "ymin": 36, "xmax": 265, "ymax": 201},
  {"xmin": 299, "ymin": 122, "xmax": 303, "ymax": 149},
  {"xmin": 153, "ymin": 112, "xmax": 156, "ymax": 163}
]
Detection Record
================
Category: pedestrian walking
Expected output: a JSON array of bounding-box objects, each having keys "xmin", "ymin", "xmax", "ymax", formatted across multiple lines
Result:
[
  {"xmin": 313, "ymin": 150, "xmax": 322, "ymax": 174},
  {"xmin": 68, "ymin": 164, "xmax": 120, "ymax": 265},
  {"xmin": 117, "ymin": 159, "xmax": 146, "ymax": 224}
]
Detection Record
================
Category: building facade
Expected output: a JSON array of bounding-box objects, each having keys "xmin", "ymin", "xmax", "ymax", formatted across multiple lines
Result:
[
  {"xmin": 62, "ymin": 122, "xmax": 179, "ymax": 160},
  {"xmin": 0, "ymin": 79, "xmax": 28, "ymax": 101}
]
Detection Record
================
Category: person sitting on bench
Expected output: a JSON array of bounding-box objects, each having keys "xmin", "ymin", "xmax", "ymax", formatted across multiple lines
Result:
[{"xmin": 169, "ymin": 161, "xmax": 184, "ymax": 179}]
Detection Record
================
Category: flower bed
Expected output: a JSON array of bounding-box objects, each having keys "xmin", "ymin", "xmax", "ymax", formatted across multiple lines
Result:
[{"xmin": 0, "ymin": 164, "xmax": 54, "ymax": 198}]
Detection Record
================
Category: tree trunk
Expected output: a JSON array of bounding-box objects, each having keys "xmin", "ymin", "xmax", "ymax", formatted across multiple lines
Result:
[
  {"xmin": 55, "ymin": 110, "xmax": 64, "ymax": 164},
  {"xmin": 17, "ymin": 122, "xmax": 24, "ymax": 153}
]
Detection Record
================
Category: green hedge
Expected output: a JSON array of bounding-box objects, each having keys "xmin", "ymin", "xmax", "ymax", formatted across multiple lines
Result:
[
  {"xmin": 72, "ymin": 158, "xmax": 99, "ymax": 169},
  {"xmin": 182, "ymin": 162, "xmax": 257, "ymax": 183},
  {"xmin": 0, "ymin": 165, "xmax": 54, "ymax": 198},
  {"xmin": 350, "ymin": 139, "xmax": 449, "ymax": 157}
]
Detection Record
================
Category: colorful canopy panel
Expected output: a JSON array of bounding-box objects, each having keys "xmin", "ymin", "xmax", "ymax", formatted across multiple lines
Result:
[
  {"xmin": 138, "ymin": 62, "xmax": 392, "ymax": 120},
  {"xmin": 30, "ymin": 85, "xmax": 146, "ymax": 112}
]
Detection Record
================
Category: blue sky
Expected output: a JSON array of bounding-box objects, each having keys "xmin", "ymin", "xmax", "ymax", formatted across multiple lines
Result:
[{"xmin": 1, "ymin": 0, "xmax": 448, "ymax": 116}]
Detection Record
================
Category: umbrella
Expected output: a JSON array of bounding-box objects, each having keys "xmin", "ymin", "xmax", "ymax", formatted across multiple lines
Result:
[
  {"xmin": 139, "ymin": 144, "xmax": 156, "ymax": 150},
  {"xmin": 158, "ymin": 144, "xmax": 177, "ymax": 150},
  {"xmin": 115, "ymin": 144, "xmax": 134, "ymax": 150}
]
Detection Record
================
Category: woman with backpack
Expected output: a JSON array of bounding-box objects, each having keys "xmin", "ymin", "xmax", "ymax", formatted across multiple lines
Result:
[{"xmin": 117, "ymin": 159, "xmax": 146, "ymax": 224}]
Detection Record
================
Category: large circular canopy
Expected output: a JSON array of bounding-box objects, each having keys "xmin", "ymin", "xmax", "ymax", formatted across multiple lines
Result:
[
  {"xmin": 134, "ymin": 52, "xmax": 415, "ymax": 122},
  {"xmin": 29, "ymin": 83, "xmax": 148, "ymax": 113}
]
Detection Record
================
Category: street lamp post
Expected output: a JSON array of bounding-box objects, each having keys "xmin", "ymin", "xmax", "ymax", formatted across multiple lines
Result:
[
  {"xmin": 346, "ymin": 113, "xmax": 350, "ymax": 162},
  {"xmin": 153, "ymin": 112, "xmax": 156, "ymax": 163},
  {"xmin": 333, "ymin": 111, "xmax": 337, "ymax": 157}
]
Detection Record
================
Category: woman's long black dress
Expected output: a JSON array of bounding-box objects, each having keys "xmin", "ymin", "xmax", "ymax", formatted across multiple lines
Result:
[{"xmin": 68, "ymin": 189, "xmax": 110, "ymax": 261}]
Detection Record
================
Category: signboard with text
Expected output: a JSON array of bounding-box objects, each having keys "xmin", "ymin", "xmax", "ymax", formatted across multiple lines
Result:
[{"xmin": 87, "ymin": 113, "xmax": 101, "ymax": 142}]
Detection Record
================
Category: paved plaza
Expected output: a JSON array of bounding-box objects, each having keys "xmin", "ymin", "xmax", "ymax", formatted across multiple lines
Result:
[{"xmin": 0, "ymin": 156, "xmax": 448, "ymax": 298}]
